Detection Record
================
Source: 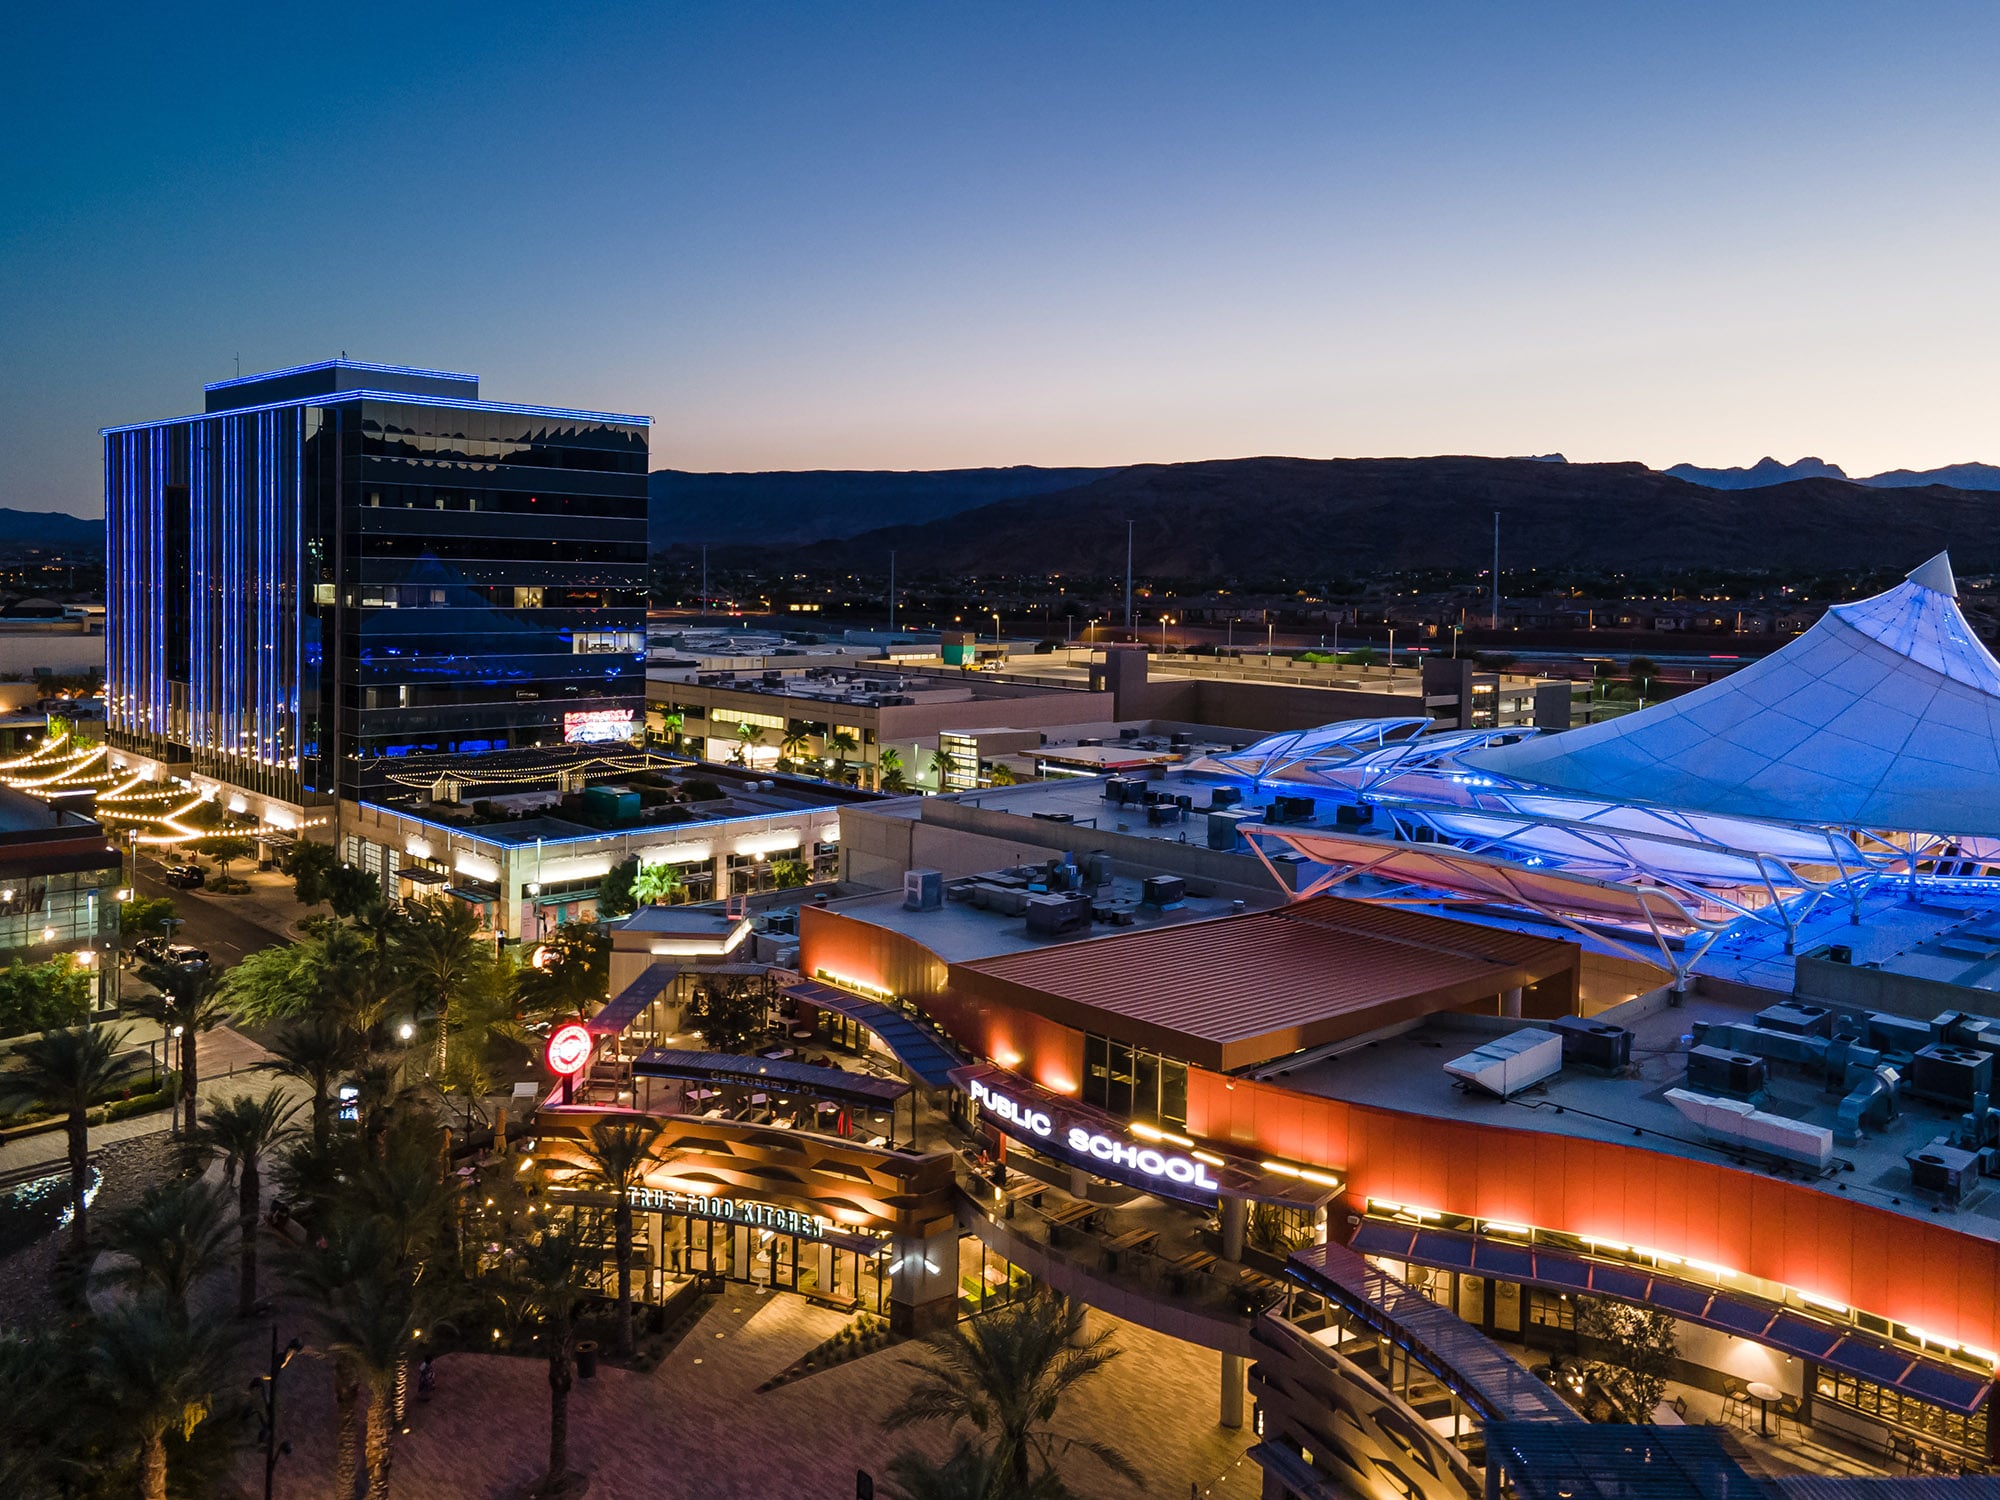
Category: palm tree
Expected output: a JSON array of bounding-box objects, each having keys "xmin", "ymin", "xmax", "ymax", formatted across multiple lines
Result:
[
  {"xmin": 733, "ymin": 720, "xmax": 762, "ymax": 765},
  {"xmin": 290, "ymin": 1216, "xmax": 436, "ymax": 1500},
  {"xmin": 194, "ymin": 1087, "xmax": 301, "ymax": 1316},
  {"xmin": 501, "ymin": 1225, "xmax": 590, "ymax": 1495},
  {"xmin": 883, "ymin": 1438, "xmax": 1068, "ymax": 1500},
  {"xmin": 271, "ymin": 1012, "xmax": 356, "ymax": 1153},
  {"xmin": 780, "ymin": 723, "xmax": 813, "ymax": 764},
  {"xmin": 929, "ymin": 746, "xmax": 952, "ymax": 790},
  {"xmin": 573, "ymin": 1116, "xmax": 662, "ymax": 1355},
  {"xmin": 97, "ymin": 1177, "xmax": 235, "ymax": 1324},
  {"xmin": 884, "ymin": 1290, "xmax": 1139, "ymax": 1494},
  {"xmin": 827, "ymin": 728, "xmax": 859, "ymax": 784},
  {"xmin": 133, "ymin": 958, "xmax": 229, "ymax": 1135},
  {"xmin": 398, "ymin": 896, "xmax": 495, "ymax": 1071},
  {"xmin": 0, "ymin": 1023, "xmax": 135, "ymax": 1253},
  {"xmin": 87, "ymin": 1302, "xmax": 232, "ymax": 1500}
]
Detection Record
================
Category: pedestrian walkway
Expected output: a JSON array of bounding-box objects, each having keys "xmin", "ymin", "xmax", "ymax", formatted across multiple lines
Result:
[{"xmin": 0, "ymin": 1024, "xmax": 282, "ymax": 1172}]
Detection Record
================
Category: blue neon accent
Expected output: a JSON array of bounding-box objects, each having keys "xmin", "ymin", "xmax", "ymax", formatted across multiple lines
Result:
[
  {"xmin": 103, "ymin": 388, "xmax": 651, "ymax": 434},
  {"xmin": 360, "ymin": 800, "xmax": 834, "ymax": 851},
  {"xmin": 202, "ymin": 358, "xmax": 479, "ymax": 392}
]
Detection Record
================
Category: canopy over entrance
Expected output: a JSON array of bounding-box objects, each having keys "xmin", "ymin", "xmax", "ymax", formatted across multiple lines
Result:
[{"xmin": 1471, "ymin": 554, "xmax": 2000, "ymax": 836}]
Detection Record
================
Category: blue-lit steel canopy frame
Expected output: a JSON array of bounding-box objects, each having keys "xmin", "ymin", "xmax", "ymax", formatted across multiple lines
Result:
[
  {"xmin": 1284, "ymin": 1240, "xmax": 1581, "ymax": 1426},
  {"xmin": 1243, "ymin": 823, "xmax": 1732, "ymax": 987},
  {"xmin": 1194, "ymin": 717, "xmax": 1432, "ymax": 790},
  {"xmin": 782, "ymin": 980, "xmax": 965, "ymax": 1089}
]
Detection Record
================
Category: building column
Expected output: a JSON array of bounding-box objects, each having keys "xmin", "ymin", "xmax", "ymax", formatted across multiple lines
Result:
[
  {"xmin": 712, "ymin": 853, "xmax": 730, "ymax": 901},
  {"xmin": 1069, "ymin": 1165, "xmax": 1090, "ymax": 1198},
  {"xmin": 1221, "ymin": 1352, "xmax": 1246, "ymax": 1428},
  {"xmin": 817, "ymin": 1240, "xmax": 835, "ymax": 1295},
  {"xmin": 888, "ymin": 1218, "xmax": 958, "ymax": 1336},
  {"xmin": 1222, "ymin": 1196, "xmax": 1248, "ymax": 1262},
  {"xmin": 1502, "ymin": 986, "xmax": 1522, "ymax": 1019}
]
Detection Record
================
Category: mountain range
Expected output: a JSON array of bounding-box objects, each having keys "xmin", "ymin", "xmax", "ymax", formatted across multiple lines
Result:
[
  {"xmin": 1666, "ymin": 457, "xmax": 2000, "ymax": 491},
  {"xmin": 785, "ymin": 456, "xmax": 2000, "ymax": 580},
  {"xmin": 0, "ymin": 510, "xmax": 101, "ymax": 546},
  {"xmin": 649, "ymin": 466, "xmax": 1115, "ymax": 546}
]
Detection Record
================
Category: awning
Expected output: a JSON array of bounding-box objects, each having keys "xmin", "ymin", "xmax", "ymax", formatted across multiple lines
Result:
[
  {"xmin": 1287, "ymin": 1240, "xmax": 1580, "ymax": 1426},
  {"xmin": 1353, "ymin": 1222, "xmax": 1993, "ymax": 1417},
  {"xmin": 783, "ymin": 979, "xmax": 965, "ymax": 1088},
  {"xmin": 631, "ymin": 1047, "xmax": 910, "ymax": 1107},
  {"xmin": 589, "ymin": 965, "xmax": 675, "ymax": 1036},
  {"xmin": 398, "ymin": 866, "xmax": 449, "ymax": 885}
]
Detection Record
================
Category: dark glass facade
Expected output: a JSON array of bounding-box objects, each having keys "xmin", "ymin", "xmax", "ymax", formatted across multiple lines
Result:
[{"xmin": 104, "ymin": 365, "xmax": 650, "ymax": 805}]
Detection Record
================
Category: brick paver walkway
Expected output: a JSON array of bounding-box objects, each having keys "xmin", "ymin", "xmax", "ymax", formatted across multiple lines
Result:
[{"xmin": 255, "ymin": 1281, "xmax": 1261, "ymax": 1499}]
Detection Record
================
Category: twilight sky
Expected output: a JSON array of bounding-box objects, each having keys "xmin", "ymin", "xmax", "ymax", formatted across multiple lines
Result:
[{"xmin": 5, "ymin": 1, "xmax": 1998, "ymax": 515}]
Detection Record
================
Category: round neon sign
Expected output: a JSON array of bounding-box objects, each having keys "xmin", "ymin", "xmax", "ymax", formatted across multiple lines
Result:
[{"xmin": 545, "ymin": 1023, "xmax": 594, "ymax": 1078}]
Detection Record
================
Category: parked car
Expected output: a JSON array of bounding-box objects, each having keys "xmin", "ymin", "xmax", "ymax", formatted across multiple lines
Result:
[
  {"xmin": 164, "ymin": 864, "xmax": 205, "ymax": 889},
  {"xmin": 163, "ymin": 944, "xmax": 210, "ymax": 969}
]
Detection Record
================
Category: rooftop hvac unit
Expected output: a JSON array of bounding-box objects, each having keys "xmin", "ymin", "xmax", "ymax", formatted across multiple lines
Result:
[
  {"xmin": 1208, "ymin": 807, "xmax": 1255, "ymax": 851},
  {"xmin": 1549, "ymin": 1015, "xmax": 1633, "ymax": 1072},
  {"xmin": 1910, "ymin": 1043, "xmax": 1994, "ymax": 1107},
  {"xmin": 1665, "ymin": 1089, "xmax": 1834, "ymax": 1169},
  {"xmin": 1443, "ymin": 1028, "xmax": 1562, "ymax": 1098},
  {"xmin": 1754, "ymin": 1002, "xmax": 1831, "ymax": 1038},
  {"xmin": 903, "ymin": 868, "xmax": 943, "ymax": 912},
  {"xmin": 1907, "ymin": 1137, "xmax": 1980, "ymax": 1203},
  {"xmin": 1208, "ymin": 786, "xmax": 1242, "ymax": 810},
  {"xmin": 1083, "ymin": 851, "xmax": 1114, "ymax": 890},
  {"xmin": 1686, "ymin": 1045, "xmax": 1766, "ymax": 1098},
  {"xmin": 1141, "ymin": 875, "xmax": 1186, "ymax": 909},
  {"xmin": 1025, "ymin": 891, "xmax": 1091, "ymax": 937}
]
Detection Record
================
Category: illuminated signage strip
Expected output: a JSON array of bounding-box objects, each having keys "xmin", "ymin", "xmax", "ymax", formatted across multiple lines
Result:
[{"xmin": 949, "ymin": 1064, "xmax": 1336, "ymax": 1208}]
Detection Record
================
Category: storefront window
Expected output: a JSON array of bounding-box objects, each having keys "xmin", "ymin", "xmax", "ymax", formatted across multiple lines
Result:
[
  {"xmin": 1082, "ymin": 1032, "xmax": 1188, "ymax": 1128},
  {"xmin": 1816, "ymin": 1368, "xmax": 1990, "ymax": 1458}
]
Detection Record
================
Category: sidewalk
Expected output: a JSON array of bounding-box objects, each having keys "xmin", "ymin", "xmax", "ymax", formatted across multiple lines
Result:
[{"xmin": 0, "ymin": 1024, "xmax": 283, "ymax": 1173}]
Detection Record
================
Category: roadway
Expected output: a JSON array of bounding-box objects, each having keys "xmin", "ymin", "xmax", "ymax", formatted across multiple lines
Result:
[{"xmin": 126, "ymin": 852, "xmax": 296, "ymax": 970}]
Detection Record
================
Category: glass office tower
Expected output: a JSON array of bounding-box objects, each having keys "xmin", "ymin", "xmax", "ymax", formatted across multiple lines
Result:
[{"xmin": 103, "ymin": 360, "xmax": 650, "ymax": 809}]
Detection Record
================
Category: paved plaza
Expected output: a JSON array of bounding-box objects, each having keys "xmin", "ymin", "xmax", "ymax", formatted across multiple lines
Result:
[{"xmin": 253, "ymin": 1281, "xmax": 1262, "ymax": 1499}]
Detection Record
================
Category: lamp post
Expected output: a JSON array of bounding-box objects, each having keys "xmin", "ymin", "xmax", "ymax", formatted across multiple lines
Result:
[
  {"xmin": 991, "ymin": 611, "xmax": 1001, "ymax": 648},
  {"xmin": 254, "ymin": 1326, "xmax": 303, "ymax": 1500},
  {"xmin": 1159, "ymin": 614, "xmax": 1169, "ymax": 650}
]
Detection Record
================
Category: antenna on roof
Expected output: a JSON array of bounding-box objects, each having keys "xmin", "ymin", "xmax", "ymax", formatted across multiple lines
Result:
[{"xmin": 1907, "ymin": 552, "xmax": 1957, "ymax": 597}]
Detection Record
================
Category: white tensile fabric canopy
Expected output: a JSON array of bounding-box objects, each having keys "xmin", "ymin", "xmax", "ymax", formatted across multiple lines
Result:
[{"xmin": 1468, "ymin": 553, "xmax": 2000, "ymax": 837}]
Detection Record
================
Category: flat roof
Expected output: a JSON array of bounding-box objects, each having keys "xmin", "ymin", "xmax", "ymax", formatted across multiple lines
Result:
[
  {"xmin": 824, "ymin": 878, "xmax": 1257, "ymax": 964},
  {"xmin": 1279, "ymin": 987, "xmax": 2000, "ymax": 1243},
  {"xmin": 954, "ymin": 895, "xmax": 1580, "ymax": 1072}
]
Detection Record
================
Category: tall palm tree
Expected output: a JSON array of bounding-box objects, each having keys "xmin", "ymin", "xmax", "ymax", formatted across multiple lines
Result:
[
  {"xmin": 780, "ymin": 723, "xmax": 813, "ymax": 764},
  {"xmin": 827, "ymin": 728, "xmax": 860, "ymax": 784},
  {"xmin": 194, "ymin": 1087, "xmax": 301, "ymax": 1316},
  {"xmin": 573, "ymin": 1116, "xmax": 663, "ymax": 1355},
  {"xmin": 0, "ymin": 1023, "xmax": 135, "ymax": 1253},
  {"xmin": 884, "ymin": 1290, "xmax": 1139, "ymax": 1494},
  {"xmin": 290, "ymin": 1215, "xmax": 436, "ymax": 1500},
  {"xmin": 929, "ymin": 746, "xmax": 953, "ymax": 790},
  {"xmin": 733, "ymin": 720, "xmax": 762, "ymax": 765},
  {"xmin": 271, "ymin": 1012, "xmax": 356, "ymax": 1153},
  {"xmin": 97, "ymin": 1177, "xmax": 235, "ymax": 1325},
  {"xmin": 397, "ymin": 896, "xmax": 494, "ymax": 1072},
  {"xmin": 133, "ymin": 958, "xmax": 229, "ymax": 1135},
  {"xmin": 501, "ymin": 1225, "xmax": 590, "ymax": 1494},
  {"xmin": 87, "ymin": 1302, "xmax": 232, "ymax": 1500}
]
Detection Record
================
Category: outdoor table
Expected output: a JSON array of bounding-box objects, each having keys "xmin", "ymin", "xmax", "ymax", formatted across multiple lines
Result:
[
  {"xmin": 1165, "ymin": 1251, "xmax": 1217, "ymax": 1275},
  {"xmin": 762, "ymin": 1047, "xmax": 796, "ymax": 1060},
  {"xmin": 1041, "ymin": 1199, "xmax": 1098, "ymax": 1228},
  {"xmin": 1746, "ymin": 1381, "xmax": 1781, "ymax": 1437},
  {"xmin": 1103, "ymin": 1229, "xmax": 1158, "ymax": 1254},
  {"xmin": 749, "ymin": 1093, "xmax": 769, "ymax": 1104},
  {"xmin": 791, "ymin": 1027, "xmax": 815, "ymax": 1040}
]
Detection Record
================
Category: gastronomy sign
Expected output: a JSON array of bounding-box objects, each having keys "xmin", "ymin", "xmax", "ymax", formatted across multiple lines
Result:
[
  {"xmin": 625, "ymin": 1185, "xmax": 831, "ymax": 1240},
  {"xmin": 964, "ymin": 1075, "xmax": 1221, "ymax": 1196}
]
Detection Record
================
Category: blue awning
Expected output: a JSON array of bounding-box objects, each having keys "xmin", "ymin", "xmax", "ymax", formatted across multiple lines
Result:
[
  {"xmin": 630, "ymin": 1047, "xmax": 910, "ymax": 1108},
  {"xmin": 589, "ymin": 965, "xmax": 674, "ymax": 1036},
  {"xmin": 783, "ymin": 980, "xmax": 965, "ymax": 1089},
  {"xmin": 1350, "ymin": 1222, "xmax": 1993, "ymax": 1417}
]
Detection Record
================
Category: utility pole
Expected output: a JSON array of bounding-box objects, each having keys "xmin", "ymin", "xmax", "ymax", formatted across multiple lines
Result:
[
  {"xmin": 888, "ymin": 550, "xmax": 896, "ymax": 635},
  {"xmin": 1491, "ymin": 512, "xmax": 1500, "ymax": 631},
  {"xmin": 256, "ymin": 1327, "xmax": 303, "ymax": 1500},
  {"xmin": 1124, "ymin": 520, "xmax": 1134, "ymax": 632},
  {"xmin": 700, "ymin": 545, "xmax": 709, "ymax": 625}
]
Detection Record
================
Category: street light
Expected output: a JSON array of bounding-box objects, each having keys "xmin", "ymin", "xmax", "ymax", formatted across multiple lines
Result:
[
  {"xmin": 991, "ymin": 611, "xmax": 1001, "ymax": 648},
  {"xmin": 253, "ymin": 1327, "xmax": 304, "ymax": 1500}
]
